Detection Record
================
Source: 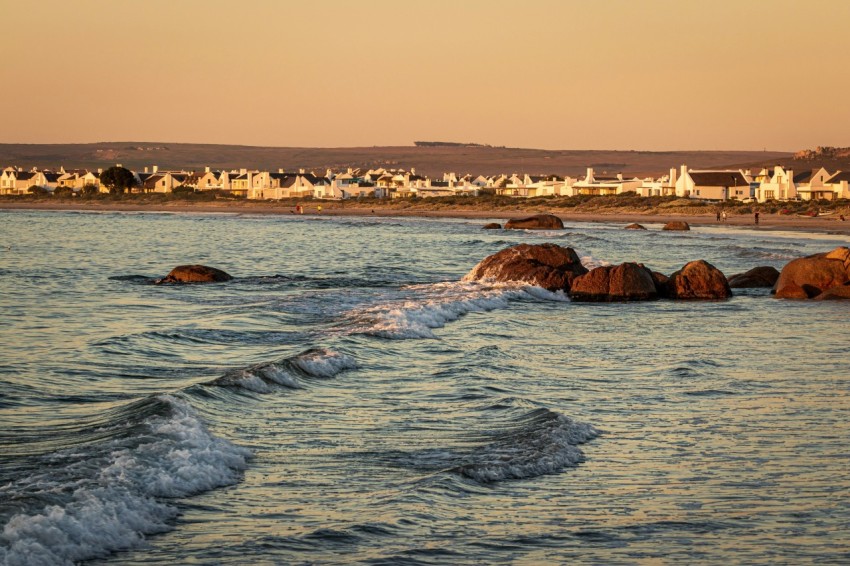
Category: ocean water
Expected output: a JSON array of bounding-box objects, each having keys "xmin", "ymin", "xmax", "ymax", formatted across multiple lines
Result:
[{"xmin": 1, "ymin": 210, "xmax": 849, "ymax": 565}]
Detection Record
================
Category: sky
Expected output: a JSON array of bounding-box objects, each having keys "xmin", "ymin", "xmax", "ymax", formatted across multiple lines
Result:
[{"xmin": 2, "ymin": 0, "xmax": 849, "ymax": 151}]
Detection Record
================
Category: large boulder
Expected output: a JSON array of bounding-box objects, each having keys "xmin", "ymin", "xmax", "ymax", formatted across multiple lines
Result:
[
  {"xmin": 157, "ymin": 264, "xmax": 233, "ymax": 284},
  {"xmin": 728, "ymin": 266, "xmax": 781, "ymax": 288},
  {"xmin": 504, "ymin": 214, "xmax": 564, "ymax": 230},
  {"xmin": 463, "ymin": 243, "xmax": 587, "ymax": 291},
  {"xmin": 667, "ymin": 260, "xmax": 732, "ymax": 300},
  {"xmin": 569, "ymin": 263, "xmax": 659, "ymax": 302},
  {"xmin": 482, "ymin": 222, "xmax": 502, "ymax": 230},
  {"xmin": 662, "ymin": 221, "xmax": 690, "ymax": 231},
  {"xmin": 624, "ymin": 223, "xmax": 647, "ymax": 230},
  {"xmin": 774, "ymin": 247, "xmax": 850, "ymax": 299}
]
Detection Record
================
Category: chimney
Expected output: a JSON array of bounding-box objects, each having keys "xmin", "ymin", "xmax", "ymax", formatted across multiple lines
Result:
[
  {"xmin": 299, "ymin": 168, "xmax": 305, "ymax": 174},
  {"xmin": 153, "ymin": 165, "xmax": 158, "ymax": 173},
  {"xmin": 144, "ymin": 166, "xmax": 149, "ymax": 173},
  {"xmin": 617, "ymin": 173, "xmax": 623, "ymax": 181},
  {"xmin": 240, "ymin": 168, "xmax": 247, "ymax": 175},
  {"xmin": 278, "ymin": 168, "xmax": 284, "ymax": 174},
  {"xmin": 669, "ymin": 167, "xmax": 677, "ymax": 185},
  {"xmin": 680, "ymin": 164, "xmax": 687, "ymax": 179},
  {"xmin": 586, "ymin": 167, "xmax": 594, "ymax": 182},
  {"xmin": 205, "ymin": 166, "xmax": 210, "ymax": 173},
  {"xmin": 116, "ymin": 164, "xmax": 122, "ymax": 168},
  {"xmin": 97, "ymin": 168, "xmax": 103, "ymax": 174}
]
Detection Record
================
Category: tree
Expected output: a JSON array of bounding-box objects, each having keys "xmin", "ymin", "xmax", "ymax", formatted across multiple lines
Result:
[
  {"xmin": 53, "ymin": 186, "xmax": 74, "ymax": 198},
  {"xmin": 81, "ymin": 184, "xmax": 99, "ymax": 197},
  {"xmin": 99, "ymin": 166, "xmax": 137, "ymax": 195}
]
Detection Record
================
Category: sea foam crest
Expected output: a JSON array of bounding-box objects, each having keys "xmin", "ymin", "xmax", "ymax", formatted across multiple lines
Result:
[
  {"xmin": 452, "ymin": 409, "xmax": 599, "ymax": 483},
  {"xmin": 0, "ymin": 395, "xmax": 251, "ymax": 566},
  {"xmin": 210, "ymin": 348, "xmax": 356, "ymax": 392},
  {"xmin": 347, "ymin": 281, "xmax": 532, "ymax": 339}
]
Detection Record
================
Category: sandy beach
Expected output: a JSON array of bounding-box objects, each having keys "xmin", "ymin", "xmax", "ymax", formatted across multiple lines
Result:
[{"xmin": 3, "ymin": 200, "xmax": 850, "ymax": 235}]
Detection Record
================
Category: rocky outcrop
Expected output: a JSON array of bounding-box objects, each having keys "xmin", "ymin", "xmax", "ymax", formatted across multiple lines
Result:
[
  {"xmin": 773, "ymin": 247, "xmax": 850, "ymax": 299},
  {"xmin": 504, "ymin": 214, "xmax": 564, "ymax": 230},
  {"xmin": 647, "ymin": 269, "xmax": 670, "ymax": 298},
  {"xmin": 666, "ymin": 260, "xmax": 732, "ymax": 300},
  {"xmin": 727, "ymin": 266, "xmax": 781, "ymax": 288},
  {"xmin": 157, "ymin": 265, "xmax": 233, "ymax": 284},
  {"xmin": 662, "ymin": 221, "xmax": 690, "ymax": 231},
  {"xmin": 569, "ymin": 263, "xmax": 659, "ymax": 302},
  {"xmin": 463, "ymin": 243, "xmax": 587, "ymax": 291},
  {"xmin": 482, "ymin": 223, "xmax": 502, "ymax": 230},
  {"xmin": 624, "ymin": 223, "xmax": 646, "ymax": 230}
]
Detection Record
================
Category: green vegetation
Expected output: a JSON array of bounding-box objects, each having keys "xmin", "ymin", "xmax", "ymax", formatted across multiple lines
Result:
[{"xmin": 99, "ymin": 166, "xmax": 137, "ymax": 195}]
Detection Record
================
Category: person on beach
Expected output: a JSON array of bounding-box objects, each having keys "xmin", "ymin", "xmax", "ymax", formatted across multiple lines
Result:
[
  {"xmin": 754, "ymin": 211, "xmax": 760, "ymax": 225},
  {"xmin": 721, "ymin": 211, "xmax": 727, "ymax": 222},
  {"xmin": 317, "ymin": 205, "xmax": 322, "ymax": 213},
  {"xmin": 716, "ymin": 210, "xmax": 721, "ymax": 221}
]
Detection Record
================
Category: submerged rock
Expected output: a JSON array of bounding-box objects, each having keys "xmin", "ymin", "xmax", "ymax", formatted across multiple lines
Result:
[
  {"xmin": 482, "ymin": 222, "xmax": 502, "ymax": 230},
  {"xmin": 157, "ymin": 265, "xmax": 233, "ymax": 284},
  {"xmin": 569, "ymin": 263, "xmax": 659, "ymax": 302},
  {"xmin": 728, "ymin": 266, "xmax": 780, "ymax": 288},
  {"xmin": 813, "ymin": 285, "xmax": 850, "ymax": 300},
  {"xmin": 624, "ymin": 223, "xmax": 647, "ymax": 230},
  {"xmin": 504, "ymin": 214, "xmax": 564, "ymax": 230},
  {"xmin": 463, "ymin": 243, "xmax": 587, "ymax": 291},
  {"xmin": 774, "ymin": 247, "xmax": 850, "ymax": 299},
  {"xmin": 662, "ymin": 221, "xmax": 690, "ymax": 231},
  {"xmin": 667, "ymin": 260, "xmax": 731, "ymax": 300}
]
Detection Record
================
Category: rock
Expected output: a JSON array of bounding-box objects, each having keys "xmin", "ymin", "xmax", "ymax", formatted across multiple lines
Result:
[
  {"xmin": 569, "ymin": 263, "xmax": 659, "ymax": 302},
  {"xmin": 727, "ymin": 266, "xmax": 781, "ymax": 288},
  {"xmin": 647, "ymin": 269, "xmax": 670, "ymax": 298},
  {"xmin": 814, "ymin": 285, "xmax": 850, "ymax": 300},
  {"xmin": 482, "ymin": 222, "xmax": 502, "ymax": 230},
  {"xmin": 463, "ymin": 243, "xmax": 587, "ymax": 291},
  {"xmin": 774, "ymin": 247, "xmax": 850, "ymax": 299},
  {"xmin": 157, "ymin": 265, "xmax": 233, "ymax": 284},
  {"xmin": 667, "ymin": 260, "xmax": 732, "ymax": 300},
  {"xmin": 662, "ymin": 221, "xmax": 690, "ymax": 231},
  {"xmin": 624, "ymin": 223, "xmax": 647, "ymax": 230},
  {"xmin": 504, "ymin": 214, "xmax": 564, "ymax": 230}
]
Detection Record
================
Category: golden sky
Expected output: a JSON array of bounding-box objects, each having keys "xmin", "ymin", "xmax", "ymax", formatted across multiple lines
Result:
[{"xmin": 2, "ymin": 0, "xmax": 848, "ymax": 150}]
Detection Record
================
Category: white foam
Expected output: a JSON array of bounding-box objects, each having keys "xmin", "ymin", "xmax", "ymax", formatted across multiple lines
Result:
[
  {"xmin": 0, "ymin": 396, "xmax": 251, "ymax": 566},
  {"xmin": 290, "ymin": 348, "xmax": 357, "ymax": 378},
  {"xmin": 347, "ymin": 281, "xmax": 532, "ymax": 339},
  {"xmin": 580, "ymin": 255, "xmax": 610, "ymax": 270}
]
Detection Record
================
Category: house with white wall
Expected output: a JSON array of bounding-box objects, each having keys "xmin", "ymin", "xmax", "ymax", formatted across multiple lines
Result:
[{"xmin": 676, "ymin": 165, "xmax": 752, "ymax": 200}]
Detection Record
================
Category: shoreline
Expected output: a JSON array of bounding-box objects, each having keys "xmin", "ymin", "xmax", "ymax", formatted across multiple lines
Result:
[{"xmin": 3, "ymin": 200, "xmax": 850, "ymax": 235}]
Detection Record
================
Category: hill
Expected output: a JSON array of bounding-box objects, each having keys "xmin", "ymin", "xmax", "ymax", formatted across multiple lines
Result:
[{"xmin": 0, "ymin": 142, "xmax": 795, "ymax": 178}]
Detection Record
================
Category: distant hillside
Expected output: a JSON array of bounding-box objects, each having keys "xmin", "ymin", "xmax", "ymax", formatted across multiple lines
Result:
[{"xmin": 0, "ymin": 142, "xmax": 793, "ymax": 178}]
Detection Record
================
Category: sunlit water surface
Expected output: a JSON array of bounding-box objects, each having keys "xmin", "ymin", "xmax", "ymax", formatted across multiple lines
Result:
[{"xmin": 1, "ymin": 210, "xmax": 849, "ymax": 565}]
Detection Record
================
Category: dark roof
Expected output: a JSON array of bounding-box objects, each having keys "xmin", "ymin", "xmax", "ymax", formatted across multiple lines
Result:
[
  {"xmin": 43, "ymin": 173, "xmax": 62, "ymax": 182},
  {"xmin": 689, "ymin": 171, "xmax": 749, "ymax": 187},
  {"xmin": 431, "ymin": 181, "xmax": 450, "ymax": 187},
  {"xmin": 15, "ymin": 171, "xmax": 36, "ymax": 180},
  {"xmin": 793, "ymin": 170, "xmax": 815, "ymax": 184},
  {"xmin": 827, "ymin": 171, "xmax": 850, "ymax": 184}
]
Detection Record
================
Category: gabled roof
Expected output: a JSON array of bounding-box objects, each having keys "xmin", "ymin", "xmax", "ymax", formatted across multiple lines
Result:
[
  {"xmin": 793, "ymin": 170, "xmax": 815, "ymax": 184},
  {"xmin": 827, "ymin": 171, "xmax": 850, "ymax": 184},
  {"xmin": 689, "ymin": 171, "xmax": 749, "ymax": 187},
  {"xmin": 43, "ymin": 172, "xmax": 62, "ymax": 182}
]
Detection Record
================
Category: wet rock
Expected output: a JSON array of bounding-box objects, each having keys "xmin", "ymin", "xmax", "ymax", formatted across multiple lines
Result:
[
  {"xmin": 463, "ymin": 243, "xmax": 587, "ymax": 292},
  {"xmin": 662, "ymin": 221, "xmax": 690, "ymax": 231},
  {"xmin": 624, "ymin": 223, "xmax": 647, "ymax": 230},
  {"xmin": 483, "ymin": 222, "xmax": 502, "ymax": 230},
  {"xmin": 774, "ymin": 247, "xmax": 850, "ymax": 299},
  {"xmin": 727, "ymin": 266, "xmax": 781, "ymax": 288},
  {"xmin": 647, "ymin": 269, "xmax": 670, "ymax": 298},
  {"xmin": 504, "ymin": 214, "xmax": 564, "ymax": 230},
  {"xmin": 569, "ymin": 263, "xmax": 659, "ymax": 302},
  {"xmin": 813, "ymin": 285, "xmax": 850, "ymax": 300},
  {"xmin": 157, "ymin": 265, "xmax": 233, "ymax": 284},
  {"xmin": 667, "ymin": 260, "xmax": 731, "ymax": 300}
]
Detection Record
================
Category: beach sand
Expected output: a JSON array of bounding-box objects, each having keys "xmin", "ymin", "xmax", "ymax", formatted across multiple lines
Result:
[{"xmin": 2, "ymin": 200, "xmax": 850, "ymax": 236}]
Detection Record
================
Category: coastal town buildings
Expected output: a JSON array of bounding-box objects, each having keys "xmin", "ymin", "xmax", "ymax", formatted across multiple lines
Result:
[{"xmin": 2, "ymin": 162, "xmax": 849, "ymax": 202}]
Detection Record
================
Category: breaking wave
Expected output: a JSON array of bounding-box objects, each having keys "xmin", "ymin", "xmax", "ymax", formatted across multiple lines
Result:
[
  {"xmin": 0, "ymin": 395, "xmax": 250, "ymax": 566},
  {"xmin": 343, "ymin": 281, "xmax": 537, "ymax": 339},
  {"xmin": 209, "ymin": 348, "xmax": 356, "ymax": 393}
]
